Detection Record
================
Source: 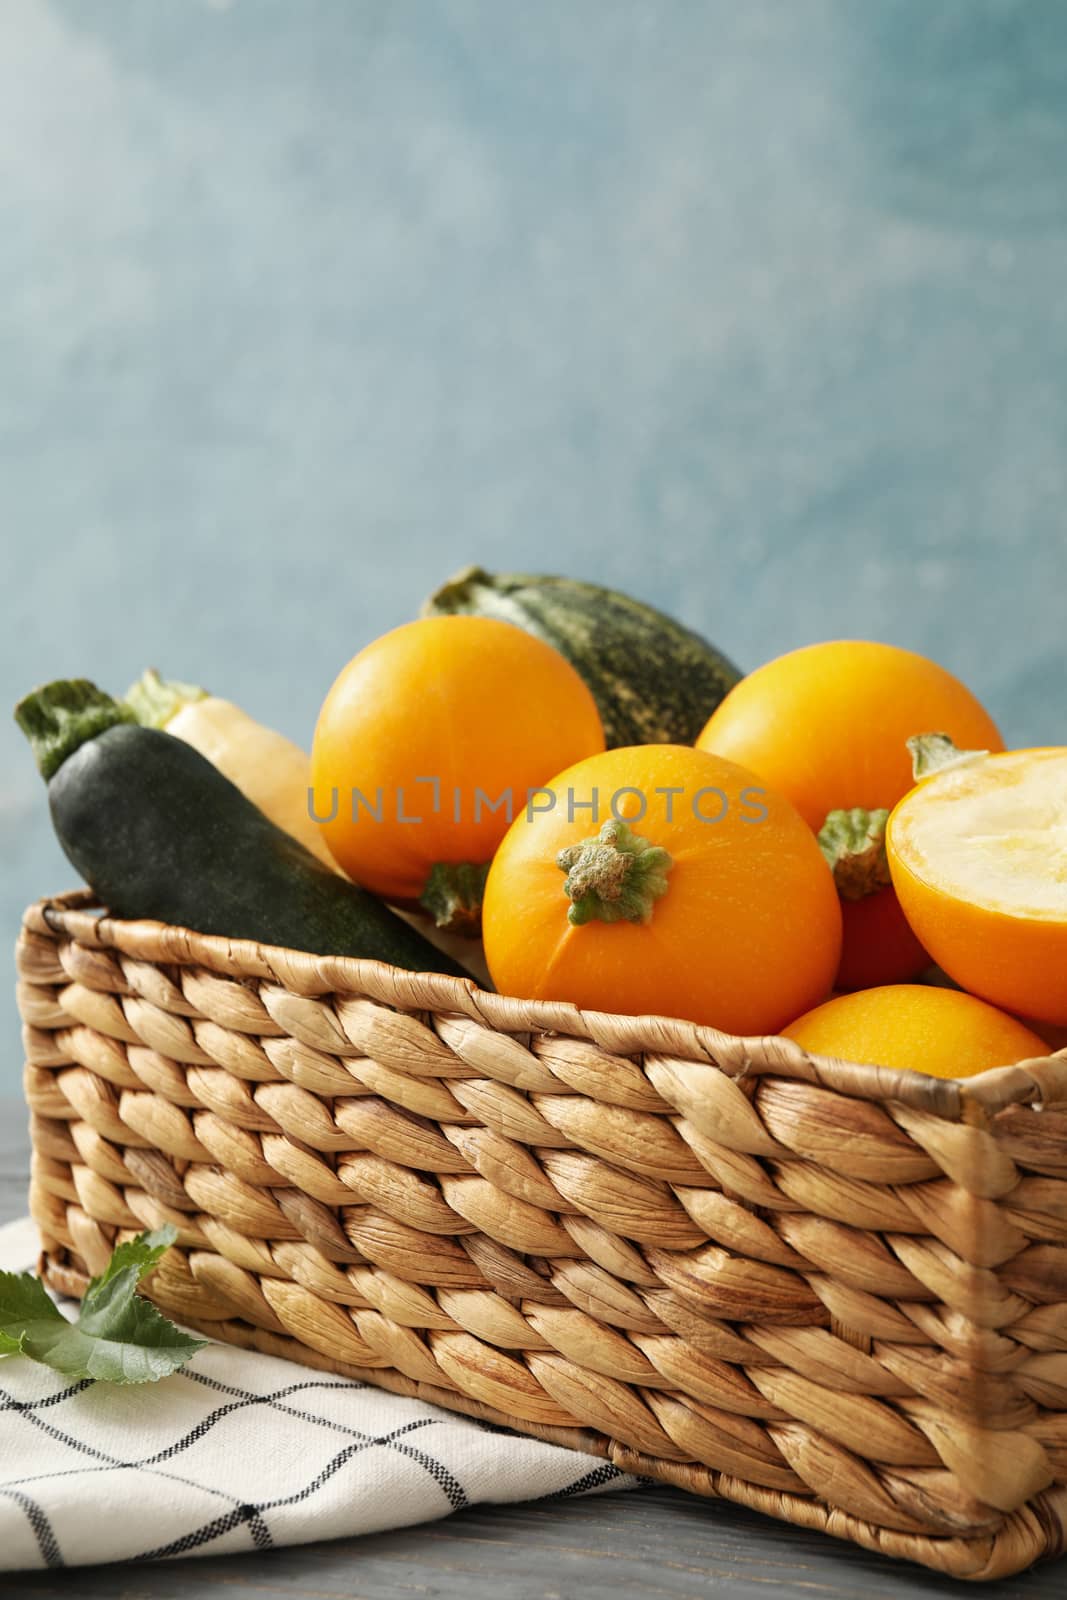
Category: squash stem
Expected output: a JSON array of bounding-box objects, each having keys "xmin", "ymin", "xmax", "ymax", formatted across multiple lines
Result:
[
  {"xmin": 557, "ymin": 818, "xmax": 672, "ymax": 926},
  {"xmin": 817, "ymin": 808, "xmax": 891, "ymax": 901},
  {"xmin": 420, "ymin": 565, "xmax": 494, "ymax": 619},
  {"xmin": 15, "ymin": 680, "xmax": 134, "ymax": 781},
  {"xmin": 908, "ymin": 731, "xmax": 989, "ymax": 780},
  {"xmin": 419, "ymin": 861, "xmax": 491, "ymax": 936},
  {"xmin": 124, "ymin": 668, "xmax": 208, "ymax": 729}
]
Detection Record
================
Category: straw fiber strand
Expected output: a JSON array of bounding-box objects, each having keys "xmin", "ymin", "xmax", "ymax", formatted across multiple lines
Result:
[{"xmin": 18, "ymin": 894, "xmax": 1067, "ymax": 1579}]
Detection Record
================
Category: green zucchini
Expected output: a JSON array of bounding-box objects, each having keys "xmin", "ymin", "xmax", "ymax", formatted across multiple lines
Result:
[
  {"xmin": 15, "ymin": 679, "xmax": 471, "ymax": 979},
  {"xmin": 423, "ymin": 566, "xmax": 742, "ymax": 748}
]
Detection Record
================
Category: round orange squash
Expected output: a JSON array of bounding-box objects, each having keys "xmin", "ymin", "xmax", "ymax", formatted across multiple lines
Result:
[
  {"xmin": 887, "ymin": 744, "xmax": 1067, "ymax": 1024},
  {"xmin": 482, "ymin": 744, "xmax": 841, "ymax": 1033},
  {"xmin": 310, "ymin": 616, "xmax": 604, "ymax": 928},
  {"xmin": 783, "ymin": 984, "xmax": 1049, "ymax": 1080},
  {"xmin": 695, "ymin": 640, "xmax": 1004, "ymax": 989},
  {"xmin": 832, "ymin": 887, "xmax": 929, "ymax": 993}
]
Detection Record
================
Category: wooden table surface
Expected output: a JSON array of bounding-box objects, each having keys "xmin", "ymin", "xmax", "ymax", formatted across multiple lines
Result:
[{"xmin": 0, "ymin": 1094, "xmax": 1062, "ymax": 1600}]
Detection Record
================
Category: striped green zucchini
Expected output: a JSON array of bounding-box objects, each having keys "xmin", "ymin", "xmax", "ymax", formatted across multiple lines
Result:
[{"xmin": 423, "ymin": 567, "xmax": 742, "ymax": 748}]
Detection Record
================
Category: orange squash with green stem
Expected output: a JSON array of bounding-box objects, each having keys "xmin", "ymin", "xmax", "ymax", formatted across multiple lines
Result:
[
  {"xmin": 310, "ymin": 616, "xmax": 604, "ymax": 932},
  {"xmin": 482, "ymin": 744, "xmax": 841, "ymax": 1033},
  {"xmin": 695, "ymin": 641, "xmax": 1004, "ymax": 989}
]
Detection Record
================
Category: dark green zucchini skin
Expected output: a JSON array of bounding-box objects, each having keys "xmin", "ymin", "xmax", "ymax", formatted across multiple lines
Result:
[
  {"xmin": 45, "ymin": 723, "xmax": 472, "ymax": 977},
  {"xmin": 424, "ymin": 567, "xmax": 743, "ymax": 748}
]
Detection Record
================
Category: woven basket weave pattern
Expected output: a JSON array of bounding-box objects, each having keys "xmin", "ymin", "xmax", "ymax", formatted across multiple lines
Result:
[{"xmin": 17, "ymin": 893, "xmax": 1067, "ymax": 1579}]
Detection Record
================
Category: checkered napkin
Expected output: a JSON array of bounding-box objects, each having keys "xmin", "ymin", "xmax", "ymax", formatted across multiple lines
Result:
[{"xmin": 0, "ymin": 1218, "xmax": 638, "ymax": 1571}]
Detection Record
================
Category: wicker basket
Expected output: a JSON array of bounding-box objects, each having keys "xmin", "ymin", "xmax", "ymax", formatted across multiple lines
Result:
[{"xmin": 17, "ymin": 892, "xmax": 1067, "ymax": 1580}]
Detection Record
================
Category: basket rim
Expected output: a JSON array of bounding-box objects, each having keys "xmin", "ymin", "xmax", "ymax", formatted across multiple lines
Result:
[{"xmin": 23, "ymin": 890, "xmax": 1067, "ymax": 1122}]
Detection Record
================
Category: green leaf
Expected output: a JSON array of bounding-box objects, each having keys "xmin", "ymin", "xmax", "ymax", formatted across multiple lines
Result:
[
  {"xmin": 79, "ymin": 1227, "xmax": 179, "ymax": 1328},
  {"xmin": 0, "ymin": 1225, "xmax": 207, "ymax": 1385},
  {"xmin": 0, "ymin": 1268, "xmax": 65, "ymax": 1361}
]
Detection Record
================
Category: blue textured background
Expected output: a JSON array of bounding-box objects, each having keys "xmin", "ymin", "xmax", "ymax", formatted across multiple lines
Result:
[{"xmin": 4, "ymin": 0, "xmax": 1067, "ymax": 1089}]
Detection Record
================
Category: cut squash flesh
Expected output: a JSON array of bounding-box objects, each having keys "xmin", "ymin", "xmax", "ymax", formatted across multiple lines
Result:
[{"xmin": 890, "ymin": 749, "xmax": 1067, "ymax": 922}]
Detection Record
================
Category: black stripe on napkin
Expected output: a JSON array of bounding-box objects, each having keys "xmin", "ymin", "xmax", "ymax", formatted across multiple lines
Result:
[{"xmin": 0, "ymin": 1488, "xmax": 64, "ymax": 1568}]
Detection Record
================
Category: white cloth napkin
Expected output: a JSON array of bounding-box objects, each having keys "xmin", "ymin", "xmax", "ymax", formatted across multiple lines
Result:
[{"xmin": 0, "ymin": 1218, "xmax": 638, "ymax": 1571}]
